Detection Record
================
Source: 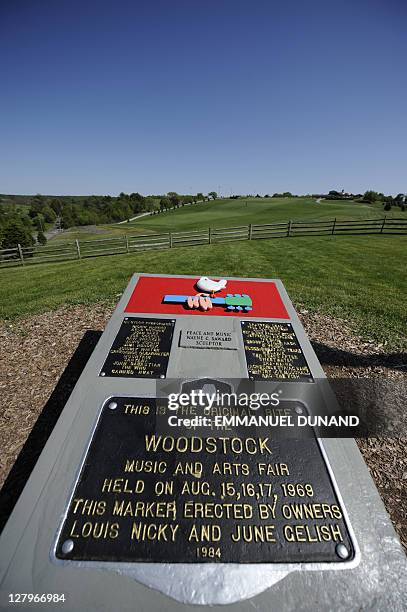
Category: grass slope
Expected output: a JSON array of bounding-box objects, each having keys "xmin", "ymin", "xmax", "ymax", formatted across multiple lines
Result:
[
  {"xmin": 49, "ymin": 197, "xmax": 402, "ymax": 242},
  {"xmin": 1, "ymin": 234, "xmax": 405, "ymax": 349},
  {"xmin": 128, "ymin": 197, "xmax": 396, "ymax": 233}
]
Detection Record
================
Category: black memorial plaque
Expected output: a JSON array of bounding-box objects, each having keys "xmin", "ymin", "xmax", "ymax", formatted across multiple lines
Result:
[
  {"xmin": 242, "ymin": 321, "xmax": 313, "ymax": 381},
  {"xmin": 100, "ymin": 317, "xmax": 174, "ymax": 379},
  {"xmin": 56, "ymin": 397, "xmax": 354, "ymax": 563}
]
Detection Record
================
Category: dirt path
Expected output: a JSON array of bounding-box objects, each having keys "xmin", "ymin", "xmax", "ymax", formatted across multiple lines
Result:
[
  {"xmin": 115, "ymin": 199, "xmax": 206, "ymax": 224},
  {"xmin": 0, "ymin": 304, "xmax": 405, "ymax": 549},
  {"xmin": 116, "ymin": 211, "xmax": 152, "ymax": 223}
]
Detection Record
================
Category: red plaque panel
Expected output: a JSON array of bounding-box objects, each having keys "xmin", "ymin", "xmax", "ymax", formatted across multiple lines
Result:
[{"xmin": 125, "ymin": 276, "xmax": 289, "ymax": 319}]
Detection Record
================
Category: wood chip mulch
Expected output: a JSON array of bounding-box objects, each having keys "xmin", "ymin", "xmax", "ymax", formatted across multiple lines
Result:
[
  {"xmin": 0, "ymin": 303, "xmax": 405, "ymax": 552},
  {"xmin": 298, "ymin": 309, "xmax": 407, "ymax": 552}
]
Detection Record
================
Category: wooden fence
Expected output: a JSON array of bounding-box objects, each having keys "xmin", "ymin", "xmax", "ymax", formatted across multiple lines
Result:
[{"xmin": 1, "ymin": 217, "xmax": 406, "ymax": 269}]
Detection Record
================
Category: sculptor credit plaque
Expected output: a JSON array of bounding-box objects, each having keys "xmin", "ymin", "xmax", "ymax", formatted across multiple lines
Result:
[
  {"xmin": 100, "ymin": 317, "xmax": 174, "ymax": 378},
  {"xmin": 242, "ymin": 321, "xmax": 313, "ymax": 381},
  {"xmin": 56, "ymin": 397, "xmax": 354, "ymax": 563},
  {"xmin": 179, "ymin": 328, "xmax": 238, "ymax": 350}
]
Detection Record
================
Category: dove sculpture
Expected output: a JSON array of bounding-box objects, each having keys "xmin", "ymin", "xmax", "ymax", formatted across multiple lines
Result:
[{"xmin": 196, "ymin": 276, "xmax": 227, "ymax": 295}]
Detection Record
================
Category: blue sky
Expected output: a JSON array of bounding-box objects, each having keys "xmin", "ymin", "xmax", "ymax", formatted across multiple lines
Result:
[{"xmin": 1, "ymin": 0, "xmax": 406, "ymax": 196}]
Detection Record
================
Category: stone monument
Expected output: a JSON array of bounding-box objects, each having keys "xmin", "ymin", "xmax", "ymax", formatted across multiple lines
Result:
[{"xmin": 0, "ymin": 274, "xmax": 406, "ymax": 610}]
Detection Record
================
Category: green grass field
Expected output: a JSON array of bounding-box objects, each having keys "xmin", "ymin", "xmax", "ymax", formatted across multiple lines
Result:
[
  {"xmin": 1, "ymin": 233, "xmax": 405, "ymax": 350},
  {"xmin": 49, "ymin": 227, "xmax": 140, "ymax": 242},
  {"xmin": 128, "ymin": 197, "xmax": 399, "ymax": 233},
  {"xmin": 49, "ymin": 197, "xmax": 403, "ymax": 242}
]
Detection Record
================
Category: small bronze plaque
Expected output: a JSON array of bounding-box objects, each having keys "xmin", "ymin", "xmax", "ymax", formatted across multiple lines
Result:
[
  {"xmin": 100, "ymin": 317, "xmax": 174, "ymax": 379},
  {"xmin": 242, "ymin": 321, "xmax": 313, "ymax": 381},
  {"xmin": 180, "ymin": 329, "xmax": 238, "ymax": 350},
  {"xmin": 56, "ymin": 398, "xmax": 354, "ymax": 563}
]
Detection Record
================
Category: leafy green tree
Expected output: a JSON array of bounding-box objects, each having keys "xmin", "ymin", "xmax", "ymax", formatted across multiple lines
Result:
[
  {"xmin": 160, "ymin": 197, "xmax": 170, "ymax": 211},
  {"xmin": 33, "ymin": 215, "xmax": 45, "ymax": 231},
  {"xmin": 42, "ymin": 205, "xmax": 56, "ymax": 223},
  {"xmin": 144, "ymin": 197, "xmax": 159, "ymax": 211},
  {"xmin": 363, "ymin": 190, "xmax": 379, "ymax": 203},
  {"xmin": 50, "ymin": 198, "xmax": 63, "ymax": 215},
  {"xmin": 29, "ymin": 195, "xmax": 56, "ymax": 221},
  {"xmin": 37, "ymin": 231, "xmax": 47, "ymax": 245},
  {"xmin": 1, "ymin": 220, "xmax": 35, "ymax": 249},
  {"xmin": 208, "ymin": 191, "xmax": 218, "ymax": 200},
  {"xmin": 169, "ymin": 194, "xmax": 179, "ymax": 208},
  {"xmin": 197, "ymin": 193, "xmax": 204, "ymax": 201},
  {"xmin": 29, "ymin": 204, "xmax": 41, "ymax": 218},
  {"xmin": 31, "ymin": 194, "xmax": 44, "ymax": 207},
  {"xmin": 130, "ymin": 192, "xmax": 143, "ymax": 201},
  {"xmin": 61, "ymin": 210, "xmax": 75, "ymax": 228},
  {"xmin": 20, "ymin": 214, "xmax": 33, "ymax": 228}
]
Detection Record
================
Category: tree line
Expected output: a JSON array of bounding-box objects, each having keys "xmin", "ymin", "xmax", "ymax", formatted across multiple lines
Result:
[
  {"xmin": 1, "ymin": 189, "xmax": 405, "ymax": 251},
  {"xmin": 0, "ymin": 191, "xmax": 218, "ymax": 249},
  {"xmin": 360, "ymin": 190, "xmax": 406, "ymax": 211}
]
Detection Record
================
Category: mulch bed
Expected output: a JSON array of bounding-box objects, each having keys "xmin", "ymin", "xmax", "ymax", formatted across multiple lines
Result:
[
  {"xmin": 0, "ymin": 304, "xmax": 405, "ymax": 551},
  {"xmin": 298, "ymin": 309, "xmax": 406, "ymax": 551}
]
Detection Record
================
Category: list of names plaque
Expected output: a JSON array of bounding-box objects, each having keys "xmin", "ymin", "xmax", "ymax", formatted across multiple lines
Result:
[
  {"xmin": 100, "ymin": 317, "xmax": 174, "ymax": 378},
  {"xmin": 241, "ymin": 321, "xmax": 313, "ymax": 381},
  {"xmin": 56, "ymin": 397, "xmax": 353, "ymax": 564}
]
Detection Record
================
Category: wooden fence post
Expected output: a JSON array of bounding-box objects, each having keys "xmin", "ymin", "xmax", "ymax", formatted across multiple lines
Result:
[
  {"xmin": 332, "ymin": 218, "xmax": 337, "ymax": 235},
  {"xmin": 125, "ymin": 235, "xmax": 130, "ymax": 253},
  {"xmin": 169, "ymin": 232, "xmax": 173, "ymax": 248},
  {"xmin": 75, "ymin": 239, "xmax": 81, "ymax": 259},
  {"xmin": 249, "ymin": 224, "xmax": 253, "ymax": 240},
  {"xmin": 17, "ymin": 243, "xmax": 24, "ymax": 266},
  {"xmin": 208, "ymin": 227, "xmax": 212, "ymax": 244},
  {"xmin": 287, "ymin": 220, "xmax": 292, "ymax": 237},
  {"xmin": 381, "ymin": 216, "xmax": 386, "ymax": 234}
]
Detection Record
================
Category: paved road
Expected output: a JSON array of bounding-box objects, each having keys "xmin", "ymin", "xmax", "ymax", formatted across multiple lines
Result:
[{"xmin": 44, "ymin": 223, "xmax": 64, "ymax": 239}]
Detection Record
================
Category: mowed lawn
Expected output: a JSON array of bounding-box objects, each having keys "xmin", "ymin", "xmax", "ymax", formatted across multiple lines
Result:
[
  {"xmin": 1, "ymin": 233, "xmax": 405, "ymax": 349},
  {"xmin": 128, "ymin": 197, "xmax": 398, "ymax": 234},
  {"xmin": 48, "ymin": 224, "xmax": 157, "ymax": 243},
  {"xmin": 48, "ymin": 197, "xmax": 403, "ymax": 242}
]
